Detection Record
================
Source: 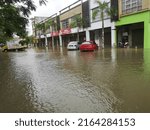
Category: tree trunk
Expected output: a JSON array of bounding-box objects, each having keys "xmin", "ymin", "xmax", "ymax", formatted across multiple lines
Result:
[
  {"xmin": 101, "ymin": 18, "xmax": 105, "ymax": 48},
  {"xmin": 52, "ymin": 36, "xmax": 54, "ymax": 48},
  {"xmin": 45, "ymin": 35, "xmax": 48, "ymax": 47},
  {"xmin": 51, "ymin": 26, "xmax": 54, "ymax": 48},
  {"xmin": 101, "ymin": 12, "xmax": 105, "ymax": 49},
  {"xmin": 77, "ymin": 27, "xmax": 80, "ymax": 41}
]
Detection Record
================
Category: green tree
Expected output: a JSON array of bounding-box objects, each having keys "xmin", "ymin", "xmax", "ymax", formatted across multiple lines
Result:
[
  {"xmin": 0, "ymin": 5, "xmax": 28, "ymax": 42},
  {"xmin": 92, "ymin": 0, "xmax": 110, "ymax": 48},
  {"xmin": 45, "ymin": 19, "xmax": 57, "ymax": 47},
  {"xmin": 19, "ymin": 36, "xmax": 33, "ymax": 46},
  {"xmin": 70, "ymin": 14, "xmax": 83, "ymax": 41},
  {"xmin": 0, "ymin": 0, "xmax": 47, "ymax": 43},
  {"xmin": 35, "ymin": 23, "xmax": 45, "ymax": 45}
]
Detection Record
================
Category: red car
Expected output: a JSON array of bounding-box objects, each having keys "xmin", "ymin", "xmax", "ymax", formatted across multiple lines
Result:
[{"xmin": 79, "ymin": 41, "xmax": 98, "ymax": 51}]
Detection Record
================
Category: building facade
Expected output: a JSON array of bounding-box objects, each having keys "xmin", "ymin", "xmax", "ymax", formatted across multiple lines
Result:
[
  {"xmin": 88, "ymin": 0, "xmax": 113, "ymax": 48},
  {"xmin": 32, "ymin": 0, "xmax": 150, "ymax": 49},
  {"xmin": 116, "ymin": 0, "xmax": 150, "ymax": 48},
  {"xmin": 59, "ymin": 0, "xmax": 85, "ymax": 47}
]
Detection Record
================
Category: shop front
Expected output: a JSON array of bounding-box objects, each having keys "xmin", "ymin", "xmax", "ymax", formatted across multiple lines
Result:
[{"xmin": 116, "ymin": 11, "xmax": 150, "ymax": 49}]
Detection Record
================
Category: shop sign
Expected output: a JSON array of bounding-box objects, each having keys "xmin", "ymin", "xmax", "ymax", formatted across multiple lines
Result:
[
  {"xmin": 59, "ymin": 28, "xmax": 71, "ymax": 35},
  {"xmin": 51, "ymin": 31, "xmax": 59, "ymax": 37}
]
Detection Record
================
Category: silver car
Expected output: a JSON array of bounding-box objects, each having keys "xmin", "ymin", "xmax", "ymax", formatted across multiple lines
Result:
[{"xmin": 67, "ymin": 41, "xmax": 80, "ymax": 50}]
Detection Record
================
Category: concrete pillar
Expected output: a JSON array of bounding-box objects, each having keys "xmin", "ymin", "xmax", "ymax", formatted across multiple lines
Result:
[
  {"xmin": 111, "ymin": 48, "xmax": 117, "ymax": 63},
  {"xmin": 45, "ymin": 36, "xmax": 48, "ymax": 47},
  {"xmin": 59, "ymin": 35, "xmax": 63, "ymax": 47},
  {"xmin": 111, "ymin": 22, "xmax": 116, "ymax": 48},
  {"xmin": 144, "ymin": 21, "xmax": 150, "ymax": 49},
  {"xmin": 85, "ymin": 29, "xmax": 90, "ymax": 41},
  {"xmin": 128, "ymin": 28, "xmax": 132, "ymax": 47},
  {"xmin": 95, "ymin": 30, "xmax": 100, "ymax": 46}
]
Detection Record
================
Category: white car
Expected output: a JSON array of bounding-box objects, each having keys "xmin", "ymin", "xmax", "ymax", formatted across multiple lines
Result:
[{"xmin": 67, "ymin": 41, "xmax": 80, "ymax": 50}]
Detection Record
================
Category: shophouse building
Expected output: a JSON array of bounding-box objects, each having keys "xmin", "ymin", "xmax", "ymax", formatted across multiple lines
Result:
[
  {"xmin": 32, "ymin": 0, "xmax": 150, "ymax": 49},
  {"xmin": 56, "ymin": 0, "xmax": 115, "ymax": 48},
  {"xmin": 88, "ymin": 0, "xmax": 115, "ymax": 48},
  {"xmin": 31, "ymin": 16, "xmax": 48, "ymax": 38},
  {"xmin": 32, "ymin": 14, "xmax": 60, "ymax": 47},
  {"xmin": 59, "ymin": 0, "xmax": 90, "ymax": 47},
  {"xmin": 116, "ymin": 0, "xmax": 150, "ymax": 48},
  {"xmin": 32, "ymin": 0, "xmax": 115, "ymax": 48},
  {"xmin": 45, "ymin": 13, "xmax": 60, "ymax": 47},
  {"xmin": 32, "ymin": 0, "xmax": 89, "ymax": 47}
]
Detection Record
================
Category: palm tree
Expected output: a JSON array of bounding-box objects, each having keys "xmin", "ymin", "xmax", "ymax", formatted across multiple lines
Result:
[
  {"xmin": 35, "ymin": 23, "xmax": 45, "ymax": 46},
  {"xmin": 92, "ymin": 0, "xmax": 110, "ymax": 48},
  {"xmin": 70, "ymin": 14, "xmax": 83, "ymax": 41},
  {"xmin": 45, "ymin": 19, "xmax": 56, "ymax": 47},
  {"xmin": 39, "ymin": 0, "xmax": 47, "ymax": 5}
]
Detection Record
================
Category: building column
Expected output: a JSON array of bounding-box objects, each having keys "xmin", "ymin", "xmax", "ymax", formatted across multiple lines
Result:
[
  {"xmin": 111, "ymin": 22, "xmax": 116, "ymax": 48},
  {"xmin": 95, "ymin": 30, "xmax": 100, "ymax": 46},
  {"xmin": 85, "ymin": 29, "xmax": 90, "ymax": 41},
  {"xmin": 45, "ymin": 35, "xmax": 48, "ymax": 47},
  {"xmin": 128, "ymin": 28, "xmax": 132, "ymax": 47},
  {"xmin": 144, "ymin": 21, "xmax": 150, "ymax": 49},
  {"xmin": 59, "ymin": 35, "xmax": 63, "ymax": 47}
]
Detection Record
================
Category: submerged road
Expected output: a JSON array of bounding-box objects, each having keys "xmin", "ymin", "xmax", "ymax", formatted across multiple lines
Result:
[{"xmin": 0, "ymin": 47, "xmax": 150, "ymax": 112}]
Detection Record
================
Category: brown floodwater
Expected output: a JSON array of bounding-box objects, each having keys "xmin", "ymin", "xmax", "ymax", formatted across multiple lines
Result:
[{"xmin": 0, "ymin": 47, "xmax": 150, "ymax": 112}]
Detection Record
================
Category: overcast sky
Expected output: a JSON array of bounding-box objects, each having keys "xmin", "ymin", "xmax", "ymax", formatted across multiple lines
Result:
[
  {"xmin": 27, "ymin": 0, "xmax": 81, "ymax": 35},
  {"xmin": 31, "ymin": 0, "xmax": 79, "ymax": 17}
]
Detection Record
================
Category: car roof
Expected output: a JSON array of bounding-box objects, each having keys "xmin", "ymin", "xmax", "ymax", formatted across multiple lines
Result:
[
  {"xmin": 82, "ymin": 41, "xmax": 93, "ymax": 44},
  {"xmin": 68, "ymin": 41, "xmax": 78, "ymax": 44}
]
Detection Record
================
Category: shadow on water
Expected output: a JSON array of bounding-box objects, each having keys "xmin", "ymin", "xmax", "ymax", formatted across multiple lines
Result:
[{"xmin": 0, "ymin": 47, "xmax": 150, "ymax": 112}]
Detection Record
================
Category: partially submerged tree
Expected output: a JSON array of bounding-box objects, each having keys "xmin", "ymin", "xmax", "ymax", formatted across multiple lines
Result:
[{"xmin": 92, "ymin": 0, "xmax": 110, "ymax": 48}]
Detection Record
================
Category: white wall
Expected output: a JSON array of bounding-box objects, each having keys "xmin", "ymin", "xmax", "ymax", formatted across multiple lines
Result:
[
  {"xmin": 88, "ymin": 0, "xmax": 116, "ymax": 47},
  {"xmin": 89, "ymin": 0, "xmax": 110, "ymax": 9},
  {"xmin": 89, "ymin": 19, "xmax": 111, "ymax": 31},
  {"xmin": 89, "ymin": 0, "xmax": 111, "ymax": 31}
]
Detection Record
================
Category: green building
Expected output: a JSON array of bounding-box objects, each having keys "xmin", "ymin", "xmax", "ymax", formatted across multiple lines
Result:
[{"xmin": 116, "ymin": 0, "xmax": 150, "ymax": 49}]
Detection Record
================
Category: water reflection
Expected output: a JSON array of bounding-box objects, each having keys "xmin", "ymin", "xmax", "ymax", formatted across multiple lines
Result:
[{"xmin": 0, "ymin": 48, "xmax": 150, "ymax": 112}]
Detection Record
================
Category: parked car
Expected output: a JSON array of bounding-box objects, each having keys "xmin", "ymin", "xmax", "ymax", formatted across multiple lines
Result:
[
  {"xmin": 79, "ymin": 41, "xmax": 98, "ymax": 51},
  {"xmin": 67, "ymin": 41, "xmax": 80, "ymax": 50}
]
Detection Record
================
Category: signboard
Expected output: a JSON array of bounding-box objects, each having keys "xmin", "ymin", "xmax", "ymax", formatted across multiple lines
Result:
[
  {"xmin": 59, "ymin": 28, "xmax": 71, "ymax": 35},
  {"xmin": 51, "ymin": 31, "xmax": 59, "ymax": 37}
]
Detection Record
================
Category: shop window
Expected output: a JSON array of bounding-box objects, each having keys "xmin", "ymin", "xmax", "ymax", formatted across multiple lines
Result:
[{"xmin": 61, "ymin": 19, "xmax": 69, "ymax": 29}]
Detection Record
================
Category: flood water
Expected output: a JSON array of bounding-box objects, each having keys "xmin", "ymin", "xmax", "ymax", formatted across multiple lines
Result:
[{"xmin": 0, "ymin": 47, "xmax": 150, "ymax": 113}]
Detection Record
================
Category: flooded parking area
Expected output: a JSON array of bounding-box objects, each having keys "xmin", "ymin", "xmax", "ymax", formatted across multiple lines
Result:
[{"xmin": 0, "ymin": 47, "xmax": 150, "ymax": 112}]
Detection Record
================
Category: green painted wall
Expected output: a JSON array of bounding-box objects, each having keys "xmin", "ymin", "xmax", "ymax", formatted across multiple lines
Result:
[{"xmin": 116, "ymin": 11, "xmax": 150, "ymax": 49}]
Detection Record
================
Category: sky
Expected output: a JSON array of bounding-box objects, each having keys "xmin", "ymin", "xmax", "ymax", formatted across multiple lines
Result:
[
  {"xmin": 27, "ymin": 0, "xmax": 80, "ymax": 35},
  {"xmin": 31, "ymin": 0, "xmax": 79, "ymax": 17}
]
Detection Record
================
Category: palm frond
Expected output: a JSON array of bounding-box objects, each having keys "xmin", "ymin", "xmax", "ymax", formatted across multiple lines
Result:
[
  {"xmin": 95, "ymin": 0, "xmax": 109, "ymax": 10},
  {"xmin": 92, "ymin": 8, "xmax": 99, "ymax": 20},
  {"xmin": 39, "ymin": 0, "xmax": 48, "ymax": 5}
]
